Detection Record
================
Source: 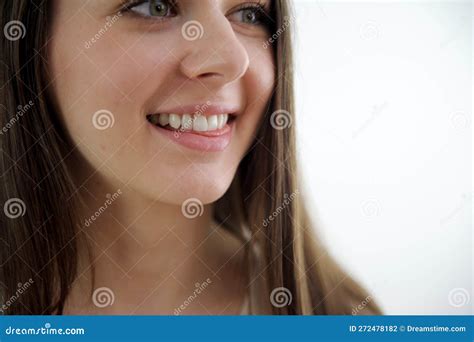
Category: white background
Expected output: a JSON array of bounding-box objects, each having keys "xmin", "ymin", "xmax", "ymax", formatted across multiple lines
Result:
[{"xmin": 293, "ymin": 0, "xmax": 472, "ymax": 314}]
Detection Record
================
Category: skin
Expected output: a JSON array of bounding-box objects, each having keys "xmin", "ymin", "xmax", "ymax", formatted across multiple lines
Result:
[{"xmin": 48, "ymin": 0, "xmax": 275, "ymax": 314}]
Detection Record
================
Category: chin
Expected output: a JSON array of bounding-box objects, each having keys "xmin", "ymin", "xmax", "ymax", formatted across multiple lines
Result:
[{"xmin": 137, "ymin": 167, "xmax": 236, "ymax": 206}]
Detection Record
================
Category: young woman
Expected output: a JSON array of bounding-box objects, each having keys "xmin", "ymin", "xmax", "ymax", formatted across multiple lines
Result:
[{"xmin": 0, "ymin": 0, "xmax": 381, "ymax": 315}]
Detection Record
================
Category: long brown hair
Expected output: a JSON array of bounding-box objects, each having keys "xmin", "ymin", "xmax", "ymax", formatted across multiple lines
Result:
[{"xmin": 0, "ymin": 0, "xmax": 381, "ymax": 315}]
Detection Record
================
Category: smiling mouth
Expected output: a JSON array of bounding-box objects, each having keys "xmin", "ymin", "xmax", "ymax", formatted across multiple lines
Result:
[{"xmin": 146, "ymin": 113, "xmax": 236, "ymax": 133}]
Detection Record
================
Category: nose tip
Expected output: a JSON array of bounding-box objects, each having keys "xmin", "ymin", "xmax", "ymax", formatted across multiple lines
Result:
[
  {"xmin": 179, "ymin": 24, "xmax": 250, "ymax": 87},
  {"xmin": 180, "ymin": 50, "xmax": 249, "ymax": 85}
]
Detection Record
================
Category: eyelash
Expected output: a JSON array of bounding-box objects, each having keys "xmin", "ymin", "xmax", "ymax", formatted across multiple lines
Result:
[
  {"xmin": 232, "ymin": 1, "xmax": 271, "ymax": 26},
  {"xmin": 120, "ymin": 0, "xmax": 178, "ymax": 14},
  {"xmin": 119, "ymin": 0, "xmax": 271, "ymax": 27}
]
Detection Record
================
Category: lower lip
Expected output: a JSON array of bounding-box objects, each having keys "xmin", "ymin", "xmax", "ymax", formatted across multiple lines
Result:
[{"xmin": 149, "ymin": 121, "xmax": 234, "ymax": 152}]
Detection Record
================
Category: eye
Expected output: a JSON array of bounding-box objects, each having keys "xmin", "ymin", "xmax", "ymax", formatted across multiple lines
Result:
[
  {"xmin": 125, "ymin": 0, "xmax": 178, "ymax": 18},
  {"xmin": 241, "ymin": 8, "xmax": 260, "ymax": 24},
  {"xmin": 228, "ymin": 4, "xmax": 270, "ymax": 27}
]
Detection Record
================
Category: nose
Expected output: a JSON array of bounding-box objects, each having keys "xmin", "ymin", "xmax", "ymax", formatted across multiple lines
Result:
[{"xmin": 179, "ymin": 16, "xmax": 250, "ymax": 88}]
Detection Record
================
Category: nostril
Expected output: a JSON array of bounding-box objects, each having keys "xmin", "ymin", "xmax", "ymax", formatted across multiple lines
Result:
[{"xmin": 197, "ymin": 72, "xmax": 223, "ymax": 79}]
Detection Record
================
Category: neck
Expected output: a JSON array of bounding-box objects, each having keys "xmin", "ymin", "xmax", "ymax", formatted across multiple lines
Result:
[
  {"xmin": 66, "ymin": 159, "xmax": 246, "ymax": 315},
  {"xmin": 76, "ymin": 174, "xmax": 214, "ymax": 278}
]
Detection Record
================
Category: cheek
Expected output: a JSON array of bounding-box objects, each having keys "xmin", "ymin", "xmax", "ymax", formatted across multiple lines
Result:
[
  {"xmin": 246, "ymin": 51, "xmax": 275, "ymax": 124},
  {"xmin": 49, "ymin": 21, "xmax": 180, "ymax": 169},
  {"xmin": 232, "ymin": 44, "xmax": 275, "ymax": 151},
  {"xmin": 50, "ymin": 34, "xmax": 179, "ymax": 200},
  {"xmin": 210, "ymin": 45, "xmax": 274, "ymax": 197}
]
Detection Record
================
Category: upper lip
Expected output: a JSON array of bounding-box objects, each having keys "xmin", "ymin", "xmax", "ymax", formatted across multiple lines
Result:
[{"xmin": 149, "ymin": 103, "xmax": 241, "ymax": 116}]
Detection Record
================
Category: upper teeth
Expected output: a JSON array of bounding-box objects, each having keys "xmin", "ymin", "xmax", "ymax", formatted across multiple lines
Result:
[{"xmin": 149, "ymin": 113, "xmax": 229, "ymax": 132}]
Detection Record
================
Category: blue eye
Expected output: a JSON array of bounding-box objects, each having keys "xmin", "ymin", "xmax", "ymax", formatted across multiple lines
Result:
[
  {"xmin": 127, "ymin": 0, "xmax": 177, "ymax": 18},
  {"xmin": 229, "ymin": 4, "xmax": 270, "ymax": 27},
  {"xmin": 122, "ymin": 0, "xmax": 271, "ymax": 28},
  {"xmin": 240, "ymin": 8, "xmax": 263, "ymax": 25}
]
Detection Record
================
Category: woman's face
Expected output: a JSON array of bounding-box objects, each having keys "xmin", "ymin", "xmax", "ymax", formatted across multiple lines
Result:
[{"xmin": 49, "ymin": 0, "xmax": 274, "ymax": 204}]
